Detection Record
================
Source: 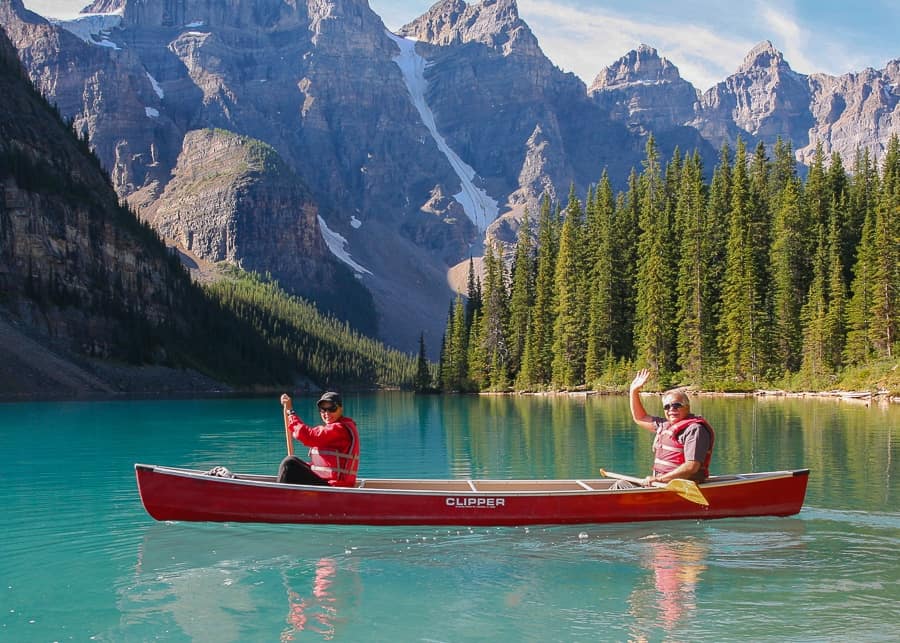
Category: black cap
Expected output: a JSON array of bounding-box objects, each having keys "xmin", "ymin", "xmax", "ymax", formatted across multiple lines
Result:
[{"xmin": 317, "ymin": 391, "xmax": 342, "ymax": 408}]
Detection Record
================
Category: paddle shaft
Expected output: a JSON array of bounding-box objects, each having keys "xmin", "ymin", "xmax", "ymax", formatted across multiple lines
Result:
[
  {"xmin": 283, "ymin": 407, "xmax": 294, "ymax": 456},
  {"xmin": 600, "ymin": 470, "xmax": 649, "ymax": 486},
  {"xmin": 600, "ymin": 468, "xmax": 709, "ymax": 506}
]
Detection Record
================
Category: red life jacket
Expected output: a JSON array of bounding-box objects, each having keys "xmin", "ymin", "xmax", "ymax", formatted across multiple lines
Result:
[
  {"xmin": 309, "ymin": 417, "xmax": 360, "ymax": 487},
  {"xmin": 653, "ymin": 416, "xmax": 714, "ymax": 481}
]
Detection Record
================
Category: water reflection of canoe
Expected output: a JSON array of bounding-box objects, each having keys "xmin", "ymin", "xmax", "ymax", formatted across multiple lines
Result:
[{"xmin": 135, "ymin": 464, "xmax": 809, "ymax": 526}]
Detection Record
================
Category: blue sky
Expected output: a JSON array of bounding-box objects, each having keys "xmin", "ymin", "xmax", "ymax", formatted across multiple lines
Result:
[{"xmin": 22, "ymin": 0, "xmax": 899, "ymax": 90}]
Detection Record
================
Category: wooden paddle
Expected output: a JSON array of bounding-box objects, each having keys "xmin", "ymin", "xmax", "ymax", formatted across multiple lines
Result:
[
  {"xmin": 283, "ymin": 406, "xmax": 294, "ymax": 457},
  {"xmin": 600, "ymin": 469, "xmax": 709, "ymax": 506}
]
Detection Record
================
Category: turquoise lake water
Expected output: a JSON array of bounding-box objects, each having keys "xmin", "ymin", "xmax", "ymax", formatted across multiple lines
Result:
[{"xmin": 1, "ymin": 393, "xmax": 898, "ymax": 641}]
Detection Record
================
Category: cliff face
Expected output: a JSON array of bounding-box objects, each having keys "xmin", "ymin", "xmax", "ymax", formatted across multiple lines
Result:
[
  {"xmin": 0, "ymin": 23, "xmax": 226, "ymax": 394},
  {"xmin": 802, "ymin": 61, "xmax": 900, "ymax": 165},
  {"xmin": 145, "ymin": 128, "xmax": 373, "ymax": 330}
]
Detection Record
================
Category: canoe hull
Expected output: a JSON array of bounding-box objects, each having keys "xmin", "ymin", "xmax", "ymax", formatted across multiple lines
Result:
[{"xmin": 135, "ymin": 464, "xmax": 809, "ymax": 526}]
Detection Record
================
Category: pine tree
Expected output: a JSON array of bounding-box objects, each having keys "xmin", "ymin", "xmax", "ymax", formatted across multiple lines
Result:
[
  {"xmin": 769, "ymin": 137, "xmax": 795, "ymax": 196},
  {"xmin": 719, "ymin": 138, "xmax": 755, "ymax": 380},
  {"xmin": 507, "ymin": 209, "xmax": 534, "ymax": 380},
  {"xmin": 798, "ymin": 145, "xmax": 833, "ymax": 380},
  {"xmin": 466, "ymin": 308, "xmax": 486, "ymax": 390},
  {"xmin": 747, "ymin": 141, "xmax": 774, "ymax": 376},
  {"xmin": 844, "ymin": 151, "xmax": 879, "ymax": 365},
  {"xmin": 440, "ymin": 295, "xmax": 468, "ymax": 391},
  {"xmin": 769, "ymin": 176, "xmax": 806, "ymax": 374},
  {"xmin": 634, "ymin": 136, "xmax": 674, "ymax": 372},
  {"xmin": 869, "ymin": 134, "xmax": 899, "ymax": 358},
  {"xmin": 824, "ymin": 199, "xmax": 848, "ymax": 371},
  {"xmin": 799, "ymin": 246, "xmax": 829, "ymax": 381},
  {"xmin": 521, "ymin": 195, "xmax": 559, "ymax": 387},
  {"xmin": 414, "ymin": 332, "xmax": 432, "ymax": 392},
  {"xmin": 699, "ymin": 144, "xmax": 732, "ymax": 375},
  {"xmin": 465, "ymin": 257, "xmax": 482, "ymax": 331},
  {"xmin": 613, "ymin": 170, "xmax": 641, "ymax": 360},
  {"xmin": 584, "ymin": 171, "xmax": 617, "ymax": 382},
  {"xmin": 481, "ymin": 243, "xmax": 510, "ymax": 390},
  {"xmin": 438, "ymin": 303, "xmax": 452, "ymax": 390},
  {"xmin": 674, "ymin": 151, "xmax": 709, "ymax": 382},
  {"xmin": 551, "ymin": 185, "xmax": 587, "ymax": 386}
]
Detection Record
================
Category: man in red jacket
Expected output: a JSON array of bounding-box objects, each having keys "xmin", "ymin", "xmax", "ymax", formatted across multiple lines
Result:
[{"xmin": 278, "ymin": 391, "xmax": 360, "ymax": 486}]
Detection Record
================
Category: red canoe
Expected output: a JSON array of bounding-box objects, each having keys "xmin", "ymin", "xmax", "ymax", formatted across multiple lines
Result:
[{"xmin": 135, "ymin": 464, "xmax": 809, "ymax": 526}]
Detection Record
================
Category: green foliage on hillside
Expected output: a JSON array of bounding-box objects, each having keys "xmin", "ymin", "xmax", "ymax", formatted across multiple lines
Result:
[
  {"xmin": 204, "ymin": 268, "xmax": 417, "ymax": 389},
  {"xmin": 440, "ymin": 135, "xmax": 900, "ymax": 395}
]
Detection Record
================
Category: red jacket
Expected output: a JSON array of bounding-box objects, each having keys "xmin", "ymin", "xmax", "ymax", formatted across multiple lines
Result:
[
  {"xmin": 288, "ymin": 415, "xmax": 360, "ymax": 487},
  {"xmin": 653, "ymin": 416, "xmax": 714, "ymax": 481}
]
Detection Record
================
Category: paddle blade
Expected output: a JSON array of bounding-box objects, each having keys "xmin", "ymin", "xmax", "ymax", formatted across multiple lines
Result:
[{"xmin": 667, "ymin": 479, "xmax": 709, "ymax": 506}]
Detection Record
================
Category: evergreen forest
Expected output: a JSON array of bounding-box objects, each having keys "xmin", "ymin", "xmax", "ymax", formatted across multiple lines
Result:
[
  {"xmin": 204, "ymin": 269, "xmax": 419, "ymax": 389},
  {"xmin": 438, "ymin": 136, "xmax": 899, "ymax": 394}
]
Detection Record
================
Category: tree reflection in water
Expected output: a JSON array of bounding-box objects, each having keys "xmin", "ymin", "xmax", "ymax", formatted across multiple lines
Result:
[{"xmin": 628, "ymin": 537, "xmax": 708, "ymax": 639}]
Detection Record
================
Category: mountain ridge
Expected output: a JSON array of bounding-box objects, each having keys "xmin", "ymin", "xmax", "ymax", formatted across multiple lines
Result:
[{"xmin": 1, "ymin": 0, "xmax": 897, "ymax": 356}]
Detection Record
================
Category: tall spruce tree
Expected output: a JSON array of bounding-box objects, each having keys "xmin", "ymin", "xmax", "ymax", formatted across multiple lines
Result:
[
  {"xmin": 798, "ymin": 145, "xmax": 833, "ymax": 379},
  {"xmin": 438, "ymin": 303, "xmax": 453, "ymax": 390},
  {"xmin": 521, "ymin": 195, "xmax": 559, "ymax": 387},
  {"xmin": 441, "ymin": 294, "xmax": 469, "ymax": 391},
  {"xmin": 614, "ymin": 170, "xmax": 642, "ymax": 361},
  {"xmin": 799, "ymin": 241, "xmax": 829, "ymax": 381},
  {"xmin": 507, "ymin": 209, "xmax": 534, "ymax": 381},
  {"xmin": 414, "ymin": 332, "xmax": 432, "ymax": 392},
  {"xmin": 719, "ymin": 138, "xmax": 756, "ymax": 380},
  {"xmin": 634, "ymin": 136, "xmax": 674, "ymax": 372},
  {"xmin": 747, "ymin": 141, "xmax": 775, "ymax": 376},
  {"xmin": 869, "ymin": 134, "xmax": 899, "ymax": 358},
  {"xmin": 700, "ymin": 144, "xmax": 732, "ymax": 375},
  {"xmin": 769, "ymin": 176, "xmax": 807, "ymax": 374},
  {"xmin": 480, "ymin": 243, "xmax": 510, "ymax": 390},
  {"xmin": 465, "ymin": 257, "xmax": 482, "ymax": 331},
  {"xmin": 466, "ymin": 308, "xmax": 486, "ymax": 390},
  {"xmin": 824, "ymin": 198, "xmax": 848, "ymax": 371},
  {"xmin": 844, "ymin": 150, "xmax": 880, "ymax": 365},
  {"xmin": 551, "ymin": 186, "xmax": 588, "ymax": 386},
  {"xmin": 584, "ymin": 171, "xmax": 617, "ymax": 381},
  {"xmin": 674, "ymin": 151, "xmax": 710, "ymax": 382}
]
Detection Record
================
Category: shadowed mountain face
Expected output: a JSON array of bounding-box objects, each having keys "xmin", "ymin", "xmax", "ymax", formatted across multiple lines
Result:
[
  {"xmin": 2, "ymin": 0, "xmax": 897, "ymax": 354},
  {"xmin": 0, "ymin": 23, "xmax": 279, "ymax": 395}
]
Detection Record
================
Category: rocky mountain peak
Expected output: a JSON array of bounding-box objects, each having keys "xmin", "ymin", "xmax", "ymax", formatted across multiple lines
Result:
[
  {"xmin": 738, "ymin": 40, "xmax": 788, "ymax": 74},
  {"xmin": 695, "ymin": 40, "xmax": 812, "ymax": 151},
  {"xmin": 399, "ymin": 0, "xmax": 541, "ymax": 58},
  {"xmin": 588, "ymin": 44, "xmax": 699, "ymax": 133},
  {"xmin": 589, "ymin": 44, "xmax": 683, "ymax": 91}
]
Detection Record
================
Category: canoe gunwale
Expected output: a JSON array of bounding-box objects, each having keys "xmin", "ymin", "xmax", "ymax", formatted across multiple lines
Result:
[{"xmin": 136, "ymin": 463, "xmax": 809, "ymax": 497}]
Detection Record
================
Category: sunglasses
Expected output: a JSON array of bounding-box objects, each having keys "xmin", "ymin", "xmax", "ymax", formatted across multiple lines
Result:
[
  {"xmin": 663, "ymin": 402, "xmax": 684, "ymax": 411},
  {"xmin": 319, "ymin": 405, "xmax": 338, "ymax": 413}
]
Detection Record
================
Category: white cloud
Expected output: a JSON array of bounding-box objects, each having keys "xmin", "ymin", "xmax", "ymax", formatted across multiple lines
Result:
[{"xmin": 518, "ymin": 0, "xmax": 754, "ymax": 90}]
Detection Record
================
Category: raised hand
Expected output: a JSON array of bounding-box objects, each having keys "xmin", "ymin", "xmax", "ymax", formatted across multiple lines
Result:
[{"xmin": 630, "ymin": 368, "xmax": 652, "ymax": 392}]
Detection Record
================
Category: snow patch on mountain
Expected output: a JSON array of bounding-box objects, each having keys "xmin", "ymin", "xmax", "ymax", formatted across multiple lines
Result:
[
  {"xmin": 318, "ymin": 216, "xmax": 372, "ymax": 276},
  {"xmin": 388, "ymin": 31, "xmax": 498, "ymax": 233},
  {"xmin": 52, "ymin": 12, "xmax": 123, "ymax": 49}
]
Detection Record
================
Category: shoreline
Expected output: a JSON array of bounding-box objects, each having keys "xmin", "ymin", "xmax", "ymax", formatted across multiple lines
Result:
[{"xmin": 486, "ymin": 388, "xmax": 900, "ymax": 404}]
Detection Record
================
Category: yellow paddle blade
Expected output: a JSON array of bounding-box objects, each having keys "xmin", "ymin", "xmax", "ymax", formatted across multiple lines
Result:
[{"xmin": 666, "ymin": 479, "xmax": 709, "ymax": 506}]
